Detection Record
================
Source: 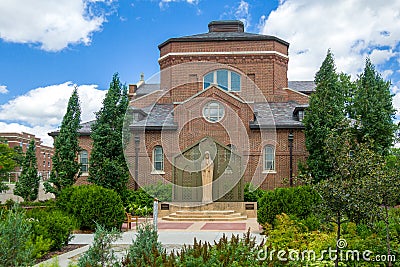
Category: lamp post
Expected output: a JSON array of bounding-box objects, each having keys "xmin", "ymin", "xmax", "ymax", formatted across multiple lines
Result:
[
  {"xmin": 288, "ymin": 131, "xmax": 294, "ymax": 187},
  {"xmin": 134, "ymin": 134, "xmax": 140, "ymax": 190}
]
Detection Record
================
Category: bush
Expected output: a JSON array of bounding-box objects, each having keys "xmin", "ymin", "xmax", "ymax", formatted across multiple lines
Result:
[
  {"xmin": 77, "ymin": 223, "xmax": 121, "ymax": 267},
  {"xmin": 257, "ymin": 185, "xmax": 321, "ymax": 226},
  {"xmin": 122, "ymin": 189, "xmax": 153, "ymax": 216},
  {"xmin": 26, "ymin": 208, "xmax": 77, "ymax": 251},
  {"xmin": 143, "ymin": 181, "xmax": 172, "ymax": 202},
  {"xmin": 57, "ymin": 185, "xmax": 125, "ymax": 230},
  {"xmin": 244, "ymin": 183, "xmax": 265, "ymax": 202},
  {"xmin": 124, "ymin": 223, "xmax": 163, "ymax": 266},
  {"xmin": 0, "ymin": 207, "xmax": 35, "ymax": 266}
]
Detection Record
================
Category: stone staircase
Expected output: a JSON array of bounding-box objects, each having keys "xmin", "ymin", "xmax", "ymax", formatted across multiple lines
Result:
[{"xmin": 162, "ymin": 210, "xmax": 247, "ymax": 221}]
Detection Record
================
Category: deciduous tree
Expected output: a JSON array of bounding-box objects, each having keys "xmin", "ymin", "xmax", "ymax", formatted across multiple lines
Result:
[
  {"xmin": 315, "ymin": 127, "xmax": 379, "ymax": 267},
  {"xmin": 0, "ymin": 142, "xmax": 18, "ymax": 192}
]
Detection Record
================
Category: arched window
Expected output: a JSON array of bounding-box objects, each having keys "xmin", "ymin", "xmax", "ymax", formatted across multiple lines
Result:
[
  {"xmin": 263, "ymin": 145, "xmax": 275, "ymax": 171},
  {"xmin": 203, "ymin": 69, "xmax": 241, "ymax": 91},
  {"xmin": 153, "ymin": 146, "xmax": 164, "ymax": 172},
  {"xmin": 79, "ymin": 150, "xmax": 89, "ymax": 173}
]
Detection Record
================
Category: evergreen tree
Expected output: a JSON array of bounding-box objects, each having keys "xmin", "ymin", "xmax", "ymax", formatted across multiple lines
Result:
[
  {"xmin": 303, "ymin": 50, "xmax": 347, "ymax": 182},
  {"xmin": 88, "ymin": 73, "xmax": 129, "ymax": 194},
  {"xmin": 44, "ymin": 87, "xmax": 82, "ymax": 196},
  {"xmin": 352, "ymin": 58, "xmax": 397, "ymax": 155},
  {"xmin": 14, "ymin": 139, "xmax": 40, "ymax": 201}
]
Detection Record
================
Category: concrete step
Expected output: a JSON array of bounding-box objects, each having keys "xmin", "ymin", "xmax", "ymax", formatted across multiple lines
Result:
[
  {"xmin": 175, "ymin": 210, "xmax": 236, "ymax": 215},
  {"xmin": 162, "ymin": 215, "xmax": 248, "ymax": 221},
  {"xmin": 170, "ymin": 212, "xmax": 243, "ymax": 218}
]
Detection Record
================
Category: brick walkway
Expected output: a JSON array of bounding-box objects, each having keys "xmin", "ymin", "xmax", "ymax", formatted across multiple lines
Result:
[{"xmin": 122, "ymin": 217, "xmax": 262, "ymax": 233}]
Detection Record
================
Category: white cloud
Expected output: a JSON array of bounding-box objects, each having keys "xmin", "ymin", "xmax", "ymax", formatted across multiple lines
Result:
[
  {"xmin": 260, "ymin": 0, "xmax": 400, "ymax": 80},
  {"xmin": 220, "ymin": 0, "xmax": 251, "ymax": 30},
  {"xmin": 159, "ymin": 0, "xmax": 198, "ymax": 8},
  {"xmin": 0, "ymin": 122, "xmax": 56, "ymax": 147},
  {"xmin": 0, "ymin": 85, "xmax": 8, "ymax": 94},
  {"xmin": 0, "ymin": 0, "xmax": 114, "ymax": 51},
  {"xmin": 235, "ymin": 0, "xmax": 251, "ymax": 30},
  {"xmin": 0, "ymin": 82, "xmax": 106, "ymax": 146},
  {"xmin": 393, "ymin": 92, "xmax": 400, "ymax": 116},
  {"xmin": 381, "ymin": 70, "xmax": 394, "ymax": 80}
]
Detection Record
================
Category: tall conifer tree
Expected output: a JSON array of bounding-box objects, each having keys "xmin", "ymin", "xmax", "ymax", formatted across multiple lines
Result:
[
  {"xmin": 303, "ymin": 50, "xmax": 347, "ymax": 182},
  {"xmin": 14, "ymin": 139, "xmax": 40, "ymax": 201},
  {"xmin": 44, "ymin": 87, "xmax": 81, "ymax": 196},
  {"xmin": 88, "ymin": 73, "xmax": 129, "ymax": 194},
  {"xmin": 352, "ymin": 58, "xmax": 397, "ymax": 155}
]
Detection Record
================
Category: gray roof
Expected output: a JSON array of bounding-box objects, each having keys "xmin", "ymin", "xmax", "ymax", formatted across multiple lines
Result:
[
  {"xmin": 130, "ymin": 104, "xmax": 177, "ymax": 130},
  {"xmin": 159, "ymin": 31, "xmax": 289, "ymax": 49},
  {"xmin": 48, "ymin": 120, "xmax": 95, "ymax": 136},
  {"xmin": 252, "ymin": 102, "xmax": 306, "ymax": 129},
  {"xmin": 288, "ymin": 81, "xmax": 316, "ymax": 94},
  {"xmin": 135, "ymin": 83, "xmax": 160, "ymax": 98},
  {"xmin": 78, "ymin": 120, "xmax": 96, "ymax": 135},
  {"xmin": 130, "ymin": 101, "xmax": 306, "ymax": 130}
]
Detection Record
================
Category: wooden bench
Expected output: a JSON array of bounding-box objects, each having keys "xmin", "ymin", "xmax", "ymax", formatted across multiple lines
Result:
[{"xmin": 124, "ymin": 212, "xmax": 139, "ymax": 230}]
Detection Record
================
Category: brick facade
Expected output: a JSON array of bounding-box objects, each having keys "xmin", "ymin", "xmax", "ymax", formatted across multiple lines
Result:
[
  {"xmin": 0, "ymin": 132, "xmax": 54, "ymax": 181},
  {"xmin": 59, "ymin": 20, "xmax": 312, "ymax": 192},
  {"xmin": 127, "ymin": 21, "xmax": 310, "ymax": 191}
]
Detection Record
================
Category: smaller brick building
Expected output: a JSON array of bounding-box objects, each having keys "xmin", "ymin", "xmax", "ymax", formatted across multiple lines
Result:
[{"xmin": 0, "ymin": 132, "xmax": 54, "ymax": 181}]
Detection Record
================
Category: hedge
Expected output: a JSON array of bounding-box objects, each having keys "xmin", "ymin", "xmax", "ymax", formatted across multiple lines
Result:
[{"xmin": 257, "ymin": 185, "xmax": 321, "ymax": 226}]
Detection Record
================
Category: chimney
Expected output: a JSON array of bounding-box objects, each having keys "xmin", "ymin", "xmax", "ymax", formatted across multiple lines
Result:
[{"xmin": 208, "ymin": 20, "xmax": 244, "ymax": 33}]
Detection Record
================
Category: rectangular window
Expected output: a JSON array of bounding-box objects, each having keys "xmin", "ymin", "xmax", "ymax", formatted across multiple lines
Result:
[
  {"xmin": 264, "ymin": 146, "xmax": 275, "ymax": 171},
  {"xmin": 153, "ymin": 146, "xmax": 164, "ymax": 171},
  {"xmin": 298, "ymin": 110, "xmax": 304, "ymax": 122},
  {"xmin": 79, "ymin": 150, "xmax": 89, "ymax": 173}
]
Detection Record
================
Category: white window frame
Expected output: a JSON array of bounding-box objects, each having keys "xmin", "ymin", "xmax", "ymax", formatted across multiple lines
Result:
[
  {"xmin": 263, "ymin": 145, "xmax": 276, "ymax": 173},
  {"xmin": 79, "ymin": 150, "xmax": 89, "ymax": 174},
  {"xmin": 203, "ymin": 69, "xmax": 241, "ymax": 92},
  {"xmin": 152, "ymin": 146, "xmax": 165, "ymax": 174},
  {"xmin": 203, "ymin": 101, "xmax": 225, "ymax": 123}
]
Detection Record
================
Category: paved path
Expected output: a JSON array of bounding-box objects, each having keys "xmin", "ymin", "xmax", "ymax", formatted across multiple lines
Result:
[
  {"xmin": 0, "ymin": 182, "xmax": 54, "ymax": 204},
  {"xmin": 35, "ymin": 218, "xmax": 265, "ymax": 267}
]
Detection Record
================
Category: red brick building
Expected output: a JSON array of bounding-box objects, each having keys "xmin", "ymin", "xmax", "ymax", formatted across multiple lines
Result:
[
  {"xmin": 50, "ymin": 21, "xmax": 315, "ymax": 198},
  {"xmin": 124, "ymin": 20, "xmax": 314, "ymax": 201},
  {"xmin": 0, "ymin": 132, "xmax": 54, "ymax": 181}
]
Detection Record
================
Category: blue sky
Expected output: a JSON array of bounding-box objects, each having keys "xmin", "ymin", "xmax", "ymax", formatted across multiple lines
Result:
[{"xmin": 0, "ymin": 0, "xmax": 399, "ymax": 145}]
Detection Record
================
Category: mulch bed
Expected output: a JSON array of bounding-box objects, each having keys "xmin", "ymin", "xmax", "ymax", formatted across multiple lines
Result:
[{"xmin": 35, "ymin": 244, "xmax": 86, "ymax": 264}]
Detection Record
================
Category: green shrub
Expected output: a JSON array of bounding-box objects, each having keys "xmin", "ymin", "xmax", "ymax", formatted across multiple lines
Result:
[
  {"xmin": 122, "ymin": 189, "xmax": 153, "ymax": 214},
  {"xmin": 0, "ymin": 207, "xmax": 35, "ymax": 266},
  {"xmin": 57, "ymin": 185, "xmax": 125, "ymax": 231},
  {"xmin": 244, "ymin": 182, "xmax": 265, "ymax": 202},
  {"xmin": 26, "ymin": 208, "xmax": 77, "ymax": 251},
  {"xmin": 77, "ymin": 223, "xmax": 121, "ymax": 267},
  {"xmin": 124, "ymin": 222, "xmax": 163, "ymax": 266},
  {"xmin": 257, "ymin": 185, "xmax": 321, "ymax": 226},
  {"xmin": 143, "ymin": 181, "xmax": 172, "ymax": 202}
]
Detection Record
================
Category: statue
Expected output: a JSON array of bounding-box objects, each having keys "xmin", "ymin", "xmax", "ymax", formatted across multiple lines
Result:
[{"xmin": 201, "ymin": 151, "xmax": 214, "ymax": 202}]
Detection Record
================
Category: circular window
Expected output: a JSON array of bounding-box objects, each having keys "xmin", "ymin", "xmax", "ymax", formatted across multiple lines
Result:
[{"xmin": 203, "ymin": 101, "xmax": 225, "ymax": 122}]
